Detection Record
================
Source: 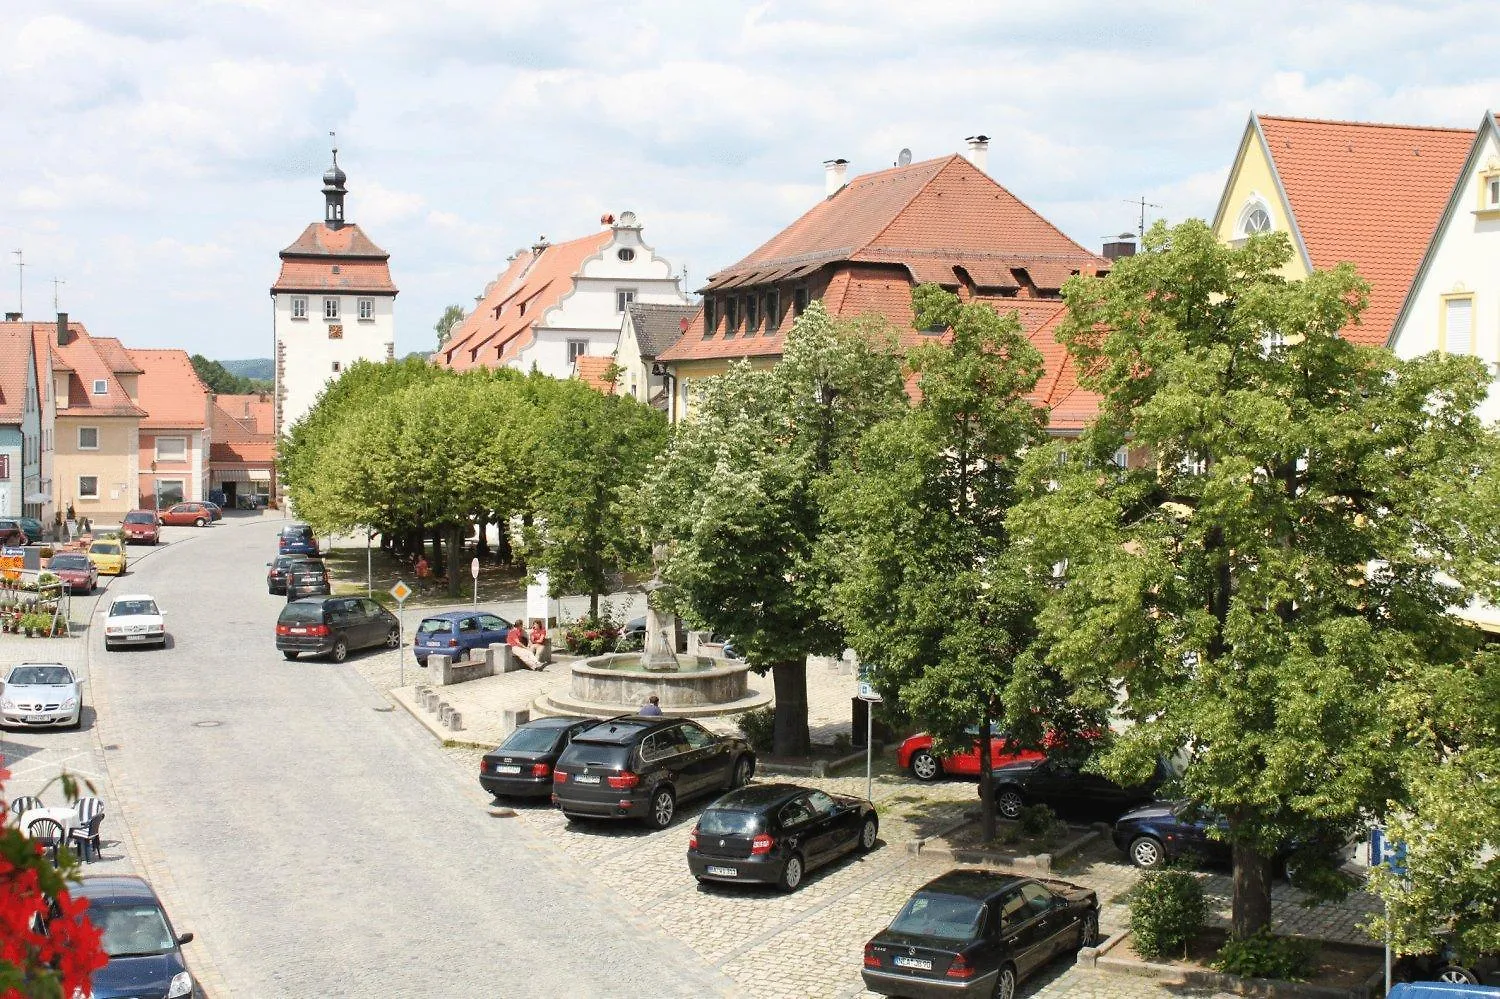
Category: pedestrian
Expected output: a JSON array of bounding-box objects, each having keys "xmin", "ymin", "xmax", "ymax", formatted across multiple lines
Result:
[
  {"xmin": 639, "ymin": 694, "xmax": 663, "ymax": 717},
  {"xmin": 415, "ymin": 555, "xmax": 431, "ymax": 582},
  {"xmin": 528, "ymin": 619, "xmax": 547, "ymax": 647},
  {"xmin": 506, "ymin": 620, "xmax": 527, "ymax": 647}
]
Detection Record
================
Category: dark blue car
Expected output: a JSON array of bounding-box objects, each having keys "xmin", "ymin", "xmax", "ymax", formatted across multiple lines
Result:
[
  {"xmin": 1113, "ymin": 799, "xmax": 1230, "ymax": 869},
  {"xmin": 414, "ymin": 610, "xmax": 512, "ymax": 666},
  {"xmin": 73, "ymin": 875, "xmax": 200, "ymax": 998},
  {"xmin": 276, "ymin": 522, "xmax": 319, "ymax": 557}
]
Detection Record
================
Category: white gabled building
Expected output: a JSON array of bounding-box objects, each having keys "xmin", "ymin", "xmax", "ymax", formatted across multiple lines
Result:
[
  {"xmin": 1389, "ymin": 110, "xmax": 1500, "ymax": 427},
  {"xmin": 438, "ymin": 212, "xmax": 689, "ymax": 378},
  {"xmin": 271, "ymin": 150, "xmax": 397, "ymax": 438}
]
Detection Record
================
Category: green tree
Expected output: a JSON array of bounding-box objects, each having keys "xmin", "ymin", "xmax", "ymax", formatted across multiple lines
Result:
[
  {"xmin": 435, "ymin": 304, "xmax": 465, "ymax": 347},
  {"xmin": 825, "ymin": 285, "xmax": 1051, "ymax": 840},
  {"xmin": 190, "ymin": 354, "xmax": 255, "ymax": 394},
  {"xmin": 1012, "ymin": 219, "xmax": 1500, "ymax": 939},
  {"xmin": 641, "ymin": 302, "xmax": 906, "ymax": 755}
]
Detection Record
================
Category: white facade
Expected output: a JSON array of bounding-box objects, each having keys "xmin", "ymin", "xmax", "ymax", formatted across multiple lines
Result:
[
  {"xmin": 512, "ymin": 217, "xmax": 689, "ymax": 379},
  {"xmin": 273, "ymin": 290, "xmax": 394, "ymax": 433},
  {"xmin": 1390, "ymin": 112, "xmax": 1500, "ymax": 426}
]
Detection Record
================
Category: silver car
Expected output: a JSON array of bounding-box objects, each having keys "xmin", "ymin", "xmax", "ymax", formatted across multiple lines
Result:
[{"xmin": 0, "ymin": 662, "xmax": 83, "ymax": 729}]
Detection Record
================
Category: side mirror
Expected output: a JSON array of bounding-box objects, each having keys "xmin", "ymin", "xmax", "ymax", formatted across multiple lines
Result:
[{"xmin": 176, "ymin": 932, "xmax": 194, "ymax": 945}]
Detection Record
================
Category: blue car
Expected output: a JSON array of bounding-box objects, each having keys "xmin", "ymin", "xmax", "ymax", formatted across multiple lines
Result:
[
  {"xmin": 73, "ymin": 875, "xmax": 200, "ymax": 998},
  {"xmin": 414, "ymin": 610, "xmax": 512, "ymax": 666},
  {"xmin": 276, "ymin": 522, "xmax": 319, "ymax": 557},
  {"xmin": 1113, "ymin": 800, "xmax": 1351, "ymax": 877},
  {"xmin": 1390, "ymin": 985, "xmax": 1500, "ymax": 997}
]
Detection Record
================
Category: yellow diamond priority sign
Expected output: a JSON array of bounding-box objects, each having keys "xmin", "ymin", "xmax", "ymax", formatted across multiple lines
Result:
[{"xmin": 389, "ymin": 580, "xmax": 412, "ymax": 603}]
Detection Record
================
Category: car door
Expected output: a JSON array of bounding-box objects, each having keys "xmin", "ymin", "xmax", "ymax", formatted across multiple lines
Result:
[
  {"xmin": 359, "ymin": 600, "xmax": 390, "ymax": 648},
  {"xmin": 477, "ymin": 613, "xmax": 509, "ymax": 647},
  {"xmin": 456, "ymin": 615, "xmax": 482, "ymax": 656},
  {"xmin": 803, "ymin": 790, "xmax": 856, "ymax": 863},
  {"xmin": 1018, "ymin": 881, "xmax": 1074, "ymax": 965},
  {"xmin": 640, "ymin": 729, "xmax": 691, "ymax": 792},
  {"xmin": 996, "ymin": 888, "xmax": 1049, "ymax": 977},
  {"xmin": 677, "ymin": 721, "xmax": 731, "ymax": 793},
  {"xmin": 1172, "ymin": 804, "xmax": 1231, "ymax": 865},
  {"xmin": 776, "ymin": 796, "xmax": 819, "ymax": 859}
]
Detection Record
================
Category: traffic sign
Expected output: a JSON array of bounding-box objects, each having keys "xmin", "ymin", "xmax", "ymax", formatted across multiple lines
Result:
[
  {"xmin": 470, "ymin": 557, "xmax": 480, "ymax": 580},
  {"xmin": 856, "ymin": 665, "xmax": 883, "ymax": 702},
  {"xmin": 390, "ymin": 580, "xmax": 412, "ymax": 603}
]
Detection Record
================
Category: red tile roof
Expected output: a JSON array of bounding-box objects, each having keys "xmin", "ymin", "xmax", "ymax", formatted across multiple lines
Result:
[
  {"xmin": 36, "ymin": 322, "xmax": 148, "ymax": 418},
  {"xmin": 0, "ymin": 326, "xmax": 31, "ymax": 423},
  {"xmin": 272, "ymin": 222, "xmax": 396, "ymax": 295},
  {"xmin": 210, "ymin": 440, "xmax": 276, "ymax": 465},
  {"xmin": 438, "ymin": 230, "xmax": 614, "ymax": 371},
  {"xmin": 210, "ymin": 393, "xmax": 275, "ymax": 465},
  {"xmin": 573, "ymin": 354, "xmax": 618, "ymax": 393},
  {"xmin": 127, "ymin": 349, "xmax": 210, "ymax": 430},
  {"xmin": 90, "ymin": 336, "xmax": 143, "ymax": 374},
  {"xmin": 1254, "ymin": 114, "xmax": 1474, "ymax": 346}
]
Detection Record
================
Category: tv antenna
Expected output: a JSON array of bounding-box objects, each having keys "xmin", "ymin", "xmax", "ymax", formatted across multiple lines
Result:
[
  {"xmin": 1124, "ymin": 197, "xmax": 1162, "ymax": 241},
  {"xmin": 897, "ymin": 147, "xmax": 912, "ymax": 167},
  {"xmin": 11, "ymin": 249, "xmax": 23, "ymax": 316},
  {"xmin": 52, "ymin": 277, "xmax": 65, "ymax": 312}
]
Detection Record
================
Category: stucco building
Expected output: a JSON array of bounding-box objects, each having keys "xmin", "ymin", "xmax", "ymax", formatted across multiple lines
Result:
[
  {"xmin": 614, "ymin": 302, "xmax": 697, "ymax": 408},
  {"xmin": 209, "ymin": 393, "xmax": 276, "ymax": 508},
  {"xmin": 128, "ymin": 349, "xmax": 212, "ymax": 509},
  {"xmin": 48, "ymin": 315, "xmax": 147, "ymax": 524}
]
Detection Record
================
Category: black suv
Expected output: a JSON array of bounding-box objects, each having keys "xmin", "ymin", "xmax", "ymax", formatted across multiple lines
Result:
[
  {"xmin": 552, "ymin": 716, "xmax": 755, "ymax": 829},
  {"xmin": 275, "ymin": 596, "xmax": 398, "ymax": 662},
  {"xmin": 988, "ymin": 750, "xmax": 1175, "ymax": 821},
  {"xmin": 284, "ymin": 559, "xmax": 331, "ymax": 601}
]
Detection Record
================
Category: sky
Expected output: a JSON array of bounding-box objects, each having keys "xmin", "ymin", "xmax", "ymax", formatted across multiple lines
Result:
[{"xmin": 3, "ymin": 1, "xmax": 1499, "ymax": 361}]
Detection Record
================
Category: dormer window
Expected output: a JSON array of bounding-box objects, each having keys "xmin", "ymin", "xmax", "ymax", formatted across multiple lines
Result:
[
  {"xmin": 745, "ymin": 294, "xmax": 758, "ymax": 332},
  {"xmin": 704, "ymin": 299, "xmax": 717, "ymax": 335},
  {"xmin": 767, "ymin": 290, "xmax": 781, "ymax": 329},
  {"xmin": 725, "ymin": 297, "xmax": 739, "ymax": 334},
  {"xmin": 1480, "ymin": 170, "xmax": 1500, "ymax": 212},
  {"xmin": 92, "ymin": 379, "xmax": 107, "ymax": 395}
]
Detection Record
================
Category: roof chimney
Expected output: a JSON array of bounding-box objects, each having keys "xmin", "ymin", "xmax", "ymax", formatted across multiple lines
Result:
[
  {"xmin": 56, "ymin": 311, "xmax": 69, "ymax": 346},
  {"xmin": 1102, "ymin": 232, "xmax": 1137, "ymax": 260},
  {"xmin": 3, "ymin": 312, "xmax": 19, "ymax": 322},
  {"xmin": 964, "ymin": 135, "xmax": 990, "ymax": 173},
  {"xmin": 824, "ymin": 158, "xmax": 849, "ymax": 197}
]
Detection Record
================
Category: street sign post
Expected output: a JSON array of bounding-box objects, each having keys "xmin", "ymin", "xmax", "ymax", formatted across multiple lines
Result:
[
  {"xmin": 1369, "ymin": 825, "xmax": 1408, "ymax": 995},
  {"xmin": 390, "ymin": 580, "xmax": 412, "ymax": 685},
  {"xmin": 471, "ymin": 557, "xmax": 480, "ymax": 608},
  {"xmin": 856, "ymin": 667, "xmax": 882, "ymax": 802}
]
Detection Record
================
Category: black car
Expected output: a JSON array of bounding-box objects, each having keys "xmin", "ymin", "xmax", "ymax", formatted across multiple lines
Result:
[
  {"xmin": 481, "ymin": 716, "xmax": 599, "ymax": 798},
  {"xmin": 275, "ymin": 596, "xmax": 398, "ymax": 662},
  {"xmin": 284, "ymin": 559, "xmax": 331, "ymax": 601},
  {"xmin": 863, "ymin": 870, "xmax": 1098, "ymax": 999},
  {"xmin": 687, "ymin": 782, "xmax": 878, "ymax": 891},
  {"xmin": 989, "ymin": 750, "xmax": 1173, "ymax": 821},
  {"xmin": 265, "ymin": 554, "xmax": 303, "ymax": 594},
  {"xmin": 72, "ymin": 875, "xmax": 200, "ymax": 999},
  {"xmin": 552, "ymin": 715, "xmax": 756, "ymax": 829},
  {"xmin": 1113, "ymin": 800, "xmax": 1355, "ymax": 878},
  {"xmin": 1396, "ymin": 944, "xmax": 1500, "ymax": 985}
]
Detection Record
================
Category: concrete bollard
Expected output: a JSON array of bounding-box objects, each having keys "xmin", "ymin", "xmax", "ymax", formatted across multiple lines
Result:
[
  {"xmin": 537, "ymin": 638, "xmax": 553, "ymax": 665},
  {"xmin": 438, "ymin": 703, "xmax": 452, "ymax": 726},
  {"xmin": 501, "ymin": 708, "xmax": 529, "ymax": 736},
  {"xmin": 494, "ymin": 643, "xmax": 521, "ymax": 674},
  {"xmin": 447, "ymin": 711, "xmax": 463, "ymax": 731}
]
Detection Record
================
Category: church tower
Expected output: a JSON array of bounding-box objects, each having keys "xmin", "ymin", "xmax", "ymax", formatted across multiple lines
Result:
[{"xmin": 271, "ymin": 145, "xmax": 397, "ymax": 439}]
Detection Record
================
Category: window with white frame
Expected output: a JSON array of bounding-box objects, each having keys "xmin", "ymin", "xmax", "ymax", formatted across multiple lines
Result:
[
  {"xmin": 1483, "ymin": 173, "xmax": 1500, "ymax": 210},
  {"xmin": 323, "ymin": 297, "xmax": 340, "ymax": 320},
  {"xmin": 331, "ymin": 361, "xmax": 342, "ymax": 373},
  {"xmin": 616, "ymin": 288, "xmax": 636, "ymax": 313},
  {"xmin": 155, "ymin": 436, "xmax": 187, "ymax": 461},
  {"xmin": 567, "ymin": 340, "xmax": 588, "ymax": 364},
  {"xmin": 358, "ymin": 298, "xmax": 374, "ymax": 321},
  {"xmin": 77, "ymin": 475, "xmax": 99, "ymax": 499},
  {"xmin": 92, "ymin": 379, "xmax": 108, "ymax": 395},
  {"xmin": 77, "ymin": 427, "xmax": 99, "ymax": 450},
  {"xmin": 1443, "ymin": 296, "xmax": 1474, "ymax": 355},
  {"xmin": 1236, "ymin": 199, "xmax": 1274, "ymax": 239},
  {"xmin": 0, "ymin": 454, "xmax": 8, "ymax": 479},
  {"xmin": 291, "ymin": 296, "xmax": 309, "ymax": 320}
]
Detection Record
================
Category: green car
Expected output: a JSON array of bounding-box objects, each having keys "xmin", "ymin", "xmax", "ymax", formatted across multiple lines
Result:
[{"xmin": 16, "ymin": 517, "xmax": 43, "ymax": 543}]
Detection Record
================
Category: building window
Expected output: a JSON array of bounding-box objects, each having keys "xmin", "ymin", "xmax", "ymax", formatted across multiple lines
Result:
[
  {"xmin": 704, "ymin": 299, "xmax": 717, "ymax": 335},
  {"xmin": 77, "ymin": 475, "xmax": 98, "ymax": 500},
  {"xmin": 358, "ymin": 298, "xmax": 374, "ymax": 321},
  {"xmin": 328, "ymin": 324, "xmax": 343, "ymax": 340},
  {"xmin": 0, "ymin": 454, "xmax": 8, "ymax": 479},
  {"xmin": 1481, "ymin": 172, "xmax": 1500, "ymax": 211},
  {"xmin": 291, "ymin": 296, "xmax": 308, "ymax": 320},
  {"xmin": 78, "ymin": 427, "xmax": 99, "ymax": 450},
  {"xmin": 155, "ymin": 436, "xmax": 187, "ymax": 461},
  {"xmin": 1236, "ymin": 198, "xmax": 1274, "ymax": 240},
  {"xmin": 745, "ymin": 294, "xmax": 758, "ymax": 332},
  {"xmin": 616, "ymin": 288, "xmax": 636, "ymax": 313},
  {"xmin": 617, "ymin": 248, "xmax": 636, "ymax": 262},
  {"xmin": 156, "ymin": 479, "xmax": 185, "ymax": 507},
  {"xmin": 324, "ymin": 297, "xmax": 340, "ymax": 320},
  {"xmin": 725, "ymin": 297, "xmax": 739, "ymax": 333},
  {"xmin": 767, "ymin": 290, "xmax": 781, "ymax": 329},
  {"xmin": 92, "ymin": 379, "xmax": 108, "ymax": 395},
  {"xmin": 793, "ymin": 287, "xmax": 809, "ymax": 316},
  {"xmin": 331, "ymin": 361, "xmax": 342, "ymax": 373},
  {"xmin": 567, "ymin": 340, "xmax": 588, "ymax": 364},
  {"xmin": 1442, "ymin": 295, "xmax": 1474, "ymax": 355}
]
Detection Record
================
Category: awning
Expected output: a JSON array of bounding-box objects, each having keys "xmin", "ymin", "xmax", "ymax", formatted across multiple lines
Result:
[
  {"xmin": 212, "ymin": 468, "xmax": 274, "ymax": 483},
  {"xmin": 249, "ymin": 469, "xmax": 272, "ymax": 481},
  {"xmin": 24, "ymin": 492, "xmax": 51, "ymax": 503}
]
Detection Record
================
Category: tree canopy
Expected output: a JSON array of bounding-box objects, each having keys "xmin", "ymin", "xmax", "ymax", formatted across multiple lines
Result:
[
  {"xmin": 434, "ymin": 304, "xmax": 465, "ymax": 347},
  {"xmin": 190, "ymin": 354, "xmax": 269, "ymax": 395}
]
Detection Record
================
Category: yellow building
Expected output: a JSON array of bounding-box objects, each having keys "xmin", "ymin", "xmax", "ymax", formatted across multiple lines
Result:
[{"xmin": 48, "ymin": 315, "xmax": 146, "ymax": 525}]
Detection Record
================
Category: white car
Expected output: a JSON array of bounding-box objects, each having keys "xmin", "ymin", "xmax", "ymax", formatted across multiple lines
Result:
[
  {"xmin": 0, "ymin": 662, "xmax": 83, "ymax": 729},
  {"xmin": 104, "ymin": 594, "xmax": 167, "ymax": 651}
]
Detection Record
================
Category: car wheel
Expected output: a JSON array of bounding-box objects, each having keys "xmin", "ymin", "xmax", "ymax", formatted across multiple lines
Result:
[
  {"xmin": 910, "ymin": 749, "xmax": 941, "ymax": 781},
  {"xmin": 1078, "ymin": 911, "xmax": 1098, "ymax": 950},
  {"xmin": 993, "ymin": 964, "xmax": 1017, "ymax": 999},
  {"xmin": 1129, "ymin": 836, "xmax": 1167, "ymax": 869},
  {"xmin": 731, "ymin": 755, "xmax": 754, "ymax": 788},
  {"xmin": 778, "ymin": 854, "xmax": 804, "ymax": 892},
  {"xmin": 194, "ymin": 517, "xmax": 207, "ymax": 527},
  {"xmin": 283, "ymin": 651, "xmax": 299, "ymax": 661},
  {"xmin": 995, "ymin": 789, "xmax": 1024, "ymax": 819},
  {"xmin": 70, "ymin": 711, "xmax": 83, "ymax": 732},
  {"xmin": 330, "ymin": 638, "xmax": 348, "ymax": 663},
  {"xmin": 646, "ymin": 787, "xmax": 675, "ymax": 829},
  {"xmin": 385, "ymin": 627, "xmax": 400, "ymax": 649},
  {"xmin": 103, "ymin": 642, "xmax": 114, "ymax": 652},
  {"xmin": 858, "ymin": 816, "xmax": 879, "ymax": 852},
  {"xmin": 1437, "ymin": 965, "xmax": 1481, "ymax": 984}
]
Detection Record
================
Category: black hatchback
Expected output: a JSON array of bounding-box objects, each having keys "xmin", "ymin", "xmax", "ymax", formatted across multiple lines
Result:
[
  {"xmin": 72, "ymin": 874, "xmax": 201, "ymax": 999},
  {"xmin": 988, "ymin": 750, "xmax": 1175, "ymax": 822},
  {"xmin": 284, "ymin": 559, "xmax": 331, "ymax": 601},
  {"xmin": 275, "ymin": 596, "xmax": 398, "ymax": 662},
  {"xmin": 481, "ymin": 716, "xmax": 600, "ymax": 798},
  {"xmin": 552, "ymin": 716, "xmax": 756, "ymax": 829},
  {"xmin": 688, "ymin": 783, "xmax": 878, "ymax": 891}
]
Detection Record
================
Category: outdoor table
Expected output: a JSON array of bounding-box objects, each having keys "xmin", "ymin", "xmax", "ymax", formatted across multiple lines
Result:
[{"xmin": 18, "ymin": 805, "xmax": 80, "ymax": 837}]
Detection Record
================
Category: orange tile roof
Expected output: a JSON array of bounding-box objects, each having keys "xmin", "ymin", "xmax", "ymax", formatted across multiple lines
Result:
[
  {"xmin": 127, "ymin": 348, "xmax": 210, "ymax": 429},
  {"xmin": 438, "ymin": 230, "xmax": 613, "ymax": 371},
  {"xmin": 573, "ymin": 354, "xmax": 618, "ymax": 393},
  {"xmin": 212, "ymin": 394, "xmax": 273, "ymax": 441},
  {"xmin": 210, "ymin": 440, "xmax": 276, "ymax": 464},
  {"xmin": 90, "ymin": 336, "xmax": 143, "ymax": 374},
  {"xmin": 272, "ymin": 222, "xmax": 396, "ymax": 295},
  {"xmin": 34, "ymin": 322, "xmax": 147, "ymax": 418},
  {"xmin": 1255, "ymin": 114, "xmax": 1474, "ymax": 346},
  {"xmin": 0, "ymin": 326, "xmax": 31, "ymax": 423}
]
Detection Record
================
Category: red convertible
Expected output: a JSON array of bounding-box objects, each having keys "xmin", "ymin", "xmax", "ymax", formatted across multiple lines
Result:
[{"xmin": 897, "ymin": 727, "xmax": 1084, "ymax": 782}]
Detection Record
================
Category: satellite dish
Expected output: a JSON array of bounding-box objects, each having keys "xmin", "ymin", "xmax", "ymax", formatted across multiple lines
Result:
[{"xmin": 897, "ymin": 148, "xmax": 912, "ymax": 167}]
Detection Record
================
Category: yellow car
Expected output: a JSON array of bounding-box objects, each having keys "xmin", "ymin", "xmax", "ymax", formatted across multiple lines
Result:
[{"xmin": 87, "ymin": 539, "xmax": 127, "ymax": 576}]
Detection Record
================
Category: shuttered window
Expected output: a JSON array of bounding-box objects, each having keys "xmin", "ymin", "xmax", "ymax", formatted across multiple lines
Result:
[{"xmin": 1444, "ymin": 297, "xmax": 1474, "ymax": 355}]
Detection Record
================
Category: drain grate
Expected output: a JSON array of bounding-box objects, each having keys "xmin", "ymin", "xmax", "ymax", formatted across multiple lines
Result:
[{"xmin": 192, "ymin": 720, "xmax": 223, "ymax": 728}]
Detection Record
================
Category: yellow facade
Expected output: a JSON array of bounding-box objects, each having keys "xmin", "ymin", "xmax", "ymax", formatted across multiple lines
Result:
[
  {"xmin": 54, "ymin": 415, "xmax": 140, "ymax": 523},
  {"xmin": 1212, "ymin": 122, "xmax": 1310, "ymax": 281},
  {"xmin": 666, "ymin": 357, "xmax": 778, "ymax": 423}
]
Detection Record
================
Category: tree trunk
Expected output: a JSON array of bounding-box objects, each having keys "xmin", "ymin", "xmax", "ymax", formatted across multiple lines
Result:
[
  {"xmin": 978, "ymin": 716, "xmax": 996, "ymax": 843},
  {"xmin": 1231, "ymin": 841, "xmax": 1275, "ymax": 938},
  {"xmin": 476, "ymin": 515, "xmax": 489, "ymax": 559},
  {"xmin": 770, "ymin": 663, "xmax": 811, "ymax": 758},
  {"xmin": 447, "ymin": 524, "xmax": 463, "ymax": 598},
  {"xmin": 589, "ymin": 590, "xmax": 600, "ymax": 618}
]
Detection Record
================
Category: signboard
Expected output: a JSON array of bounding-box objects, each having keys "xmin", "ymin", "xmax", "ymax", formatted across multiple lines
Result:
[
  {"xmin": 0, "ymin": 551, "xmax": 21, "ymax": 582},
  {"xmin": 470, "ymin": 557, "xmax": 480, "ymax": 580},
  {"xmin": 1369, "ymin": 827, "xmax": 1407, "ymax": 877},
  {"xmin": 389, "ymin": 580, "xmax": 412, "ymax": 603},
  {"xmin": 856, "ymin": 665, "xmax": 882, "ymax": 702}
]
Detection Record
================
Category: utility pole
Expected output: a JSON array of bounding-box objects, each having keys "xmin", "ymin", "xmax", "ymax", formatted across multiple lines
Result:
[
  {"xmin": 1123, "ymin": 196, "xmax": 1163, "ymax": 241},
  {"xmin": 11, "ymin": 249, "xmax": 24, "ymax": 316},
  {"xmin": 52, "ymin": 277, "xmax": 65, "ymax": 312}
]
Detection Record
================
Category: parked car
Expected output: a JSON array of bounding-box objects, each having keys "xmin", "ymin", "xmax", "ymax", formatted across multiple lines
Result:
[
  {"xmin": 0, "ymin": 518, "xmax": 26, "ymax": 547},
  {"xmin": 202, "ymin": 501, "xmax": 223, "ymax": 522},
  {"xmin": 1396, "ymin": 946, "xmax": 1500, "ymax": 986},
  {"xmin": 265, "ymin": 553, "xmax": 304, "ymax": 595},
  {"xmin": 47, "ymin": 552, "xmax": 98, "ymax": 594},
  {"xmin": 862, "ymin": 869, "xmax": 1099, "ymax": 999},
  {"xmin": 0, "ymin": 662, "xmax": 82, "ymax": 729},
  {"xmin": 987, "ymin": 749, "xmax": 1174, "ymax": 821},
  {"xmin": 897, "ymin": 728, "xmax": 1056, "ymax": 783},
  {"xmin": 72, "ymin": 875, "xmax": 200, "ymax": 999},
  {"xmin": 119, "ymin": 510, "xmax": 162, "ymax": 545},
  {"xmin": 15, "ymin": 516, "xmax": 43, "ymax": 543},
  {"xmin": 283, "ymin": 559, "xmax": 331, "ymax": 601},
  {"xmin": 552, "ymin": 716, "xmax": 756, "ymax": 829},
  {"xmin": 88, "ymin": 539, "xmax": 128, "ymax": 576},
  {"xmin": 687, "ymin": 783, "xmax": 878, "ymax": 891},
  {"xmin": 275, "ymin": 596, "xmax": 399, "ymax": 662},
  {"xmin": 1111, "ymin": 800, "xmax": 1355, "ymax": 877},
  {"xmin": 277, "ymin": 523, "xmax": 319, "ymax": 557},
  {"xmin": 158, "ymin": 502, "xmax": 216, "ymax": 527},
  {"xmin": 1390, "ymin": 985, "xmax": 1500, "ymax": 998},
  {"xmin": 415, "ymin": 611, "xmax": 512, "ymax": 666},
  {"xmin": 104, "ymin": 594, "xmax": 166, "ymax": 651},
  {"xmin": 480, "ymin": 716, "xmax": 600, "ymax": 798}
]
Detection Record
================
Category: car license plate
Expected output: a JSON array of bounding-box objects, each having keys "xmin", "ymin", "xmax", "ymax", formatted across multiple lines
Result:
[
  {"xmin": 893, "ymin": 956, "xmax": 932, "ymax": 970},
  {"xmin": 705, "ymin": 865, "xmax": 737, "ymax": 877},
  {"xmin": 574, "ymin": 774, "xmax": 601, "ymax": 784},
  {"xmin": 126, "ymin": 634, "xmax": 146, "ymax": 642},
  {"xmin": 495, "ymin": 765, "xmax": 521, "ymax": 774},
  {"xmin": 26, "ymin": 715, "xmax": 47, "ymax": 723},
  {"xmin": 290, "ymin": 627, "xmax": 308, "ymax": 635}
]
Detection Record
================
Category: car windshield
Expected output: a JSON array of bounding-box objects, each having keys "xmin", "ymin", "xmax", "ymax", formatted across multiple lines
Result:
[
  {"xmin": 499, "ymin": 727, "xmax": 563, "ymax": 752},
  {"xmin": 887, "ymin": 893, "xmax": 985, "ymax": 941},
  {"xmin": 123, "ymin": 512, "xmax": 155, "ymax": 524},
  {"xmin": 8, "ymin": 665, "xmax": 72, "ymax": 685},
  {"xmin": 94, "ymin": 903, "xmax": 176, "ymax": 958},
  {"xmin": 50, "ymin": 555, "xmax": 89, "ymax": 569},
  {"xmin": 278, "ymin": 603, "xmax": 326, "ymax": 625},
  {"xmin": 558, "ymin": 741, "xmax": 632, "ymax": 770},
  {"xmin": 111, "ymin": 600, "xmax": 159, "ymax": 617},
  {"xmin": 699, "ymin": 809, "xmax": 765, "ymax": 837},
  {"xmin": 89, "ymin": 543, "xmax": 119, "ymax": 554},
  {"xmin": 418, "ymin": 619, "xmax": 453, "ymax": 635}
]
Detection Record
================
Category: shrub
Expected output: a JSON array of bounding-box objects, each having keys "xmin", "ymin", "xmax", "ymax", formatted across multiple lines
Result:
[
  {"xmin": 1212, "ymin": 928, "xmax": 1317, "ymax": 981},
  {"xmin": 1018, "ymin": 804, "xmax": 1062, "ymax": 840},
  {"xmin": 560, "ymin": 611, "xmax": 621, "ymax": 656},
  {"xmin": 832, "ymin": 732, "xmax": 853, "ymax": 755},
  {"xmin": 736, "ymin": 707, "xmax": 776, "ymax": 753},
  {"xmin": 1128, "ymin": 870, "xmax": 1206, "ymax": 960}
]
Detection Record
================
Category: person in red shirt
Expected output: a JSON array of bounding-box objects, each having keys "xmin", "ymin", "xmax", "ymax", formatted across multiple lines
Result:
[
  {"xmin": 506, "ymin": 621, "xmax": 526, "ymax": 647},
  {"xmin": 528, "ymin": 620, "xmax": 547, "ymax": 646}
]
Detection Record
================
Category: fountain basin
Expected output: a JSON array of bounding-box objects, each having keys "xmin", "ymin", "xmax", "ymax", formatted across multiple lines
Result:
[{"xmin": 537, "ymin": 651, "xmax": 771, "ymax": 719}]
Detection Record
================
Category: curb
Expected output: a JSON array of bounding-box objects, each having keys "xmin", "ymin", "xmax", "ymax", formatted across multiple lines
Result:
[
  {"xmin": 905, "ymin": 822, "xmax": 1098, "ymax": 874},
  {"xmin": 758, "ymin": 745, "xmax": 871, "ymax": 778},
  {"xmin": 1092, "ymin": 930, "xmax": 1387, "ymax": 998}
]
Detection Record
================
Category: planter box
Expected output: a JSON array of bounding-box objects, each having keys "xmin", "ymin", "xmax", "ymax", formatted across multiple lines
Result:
[{"xmin": 1093, "ymin": 928, "xmax": 1386, "ymax": 998}]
